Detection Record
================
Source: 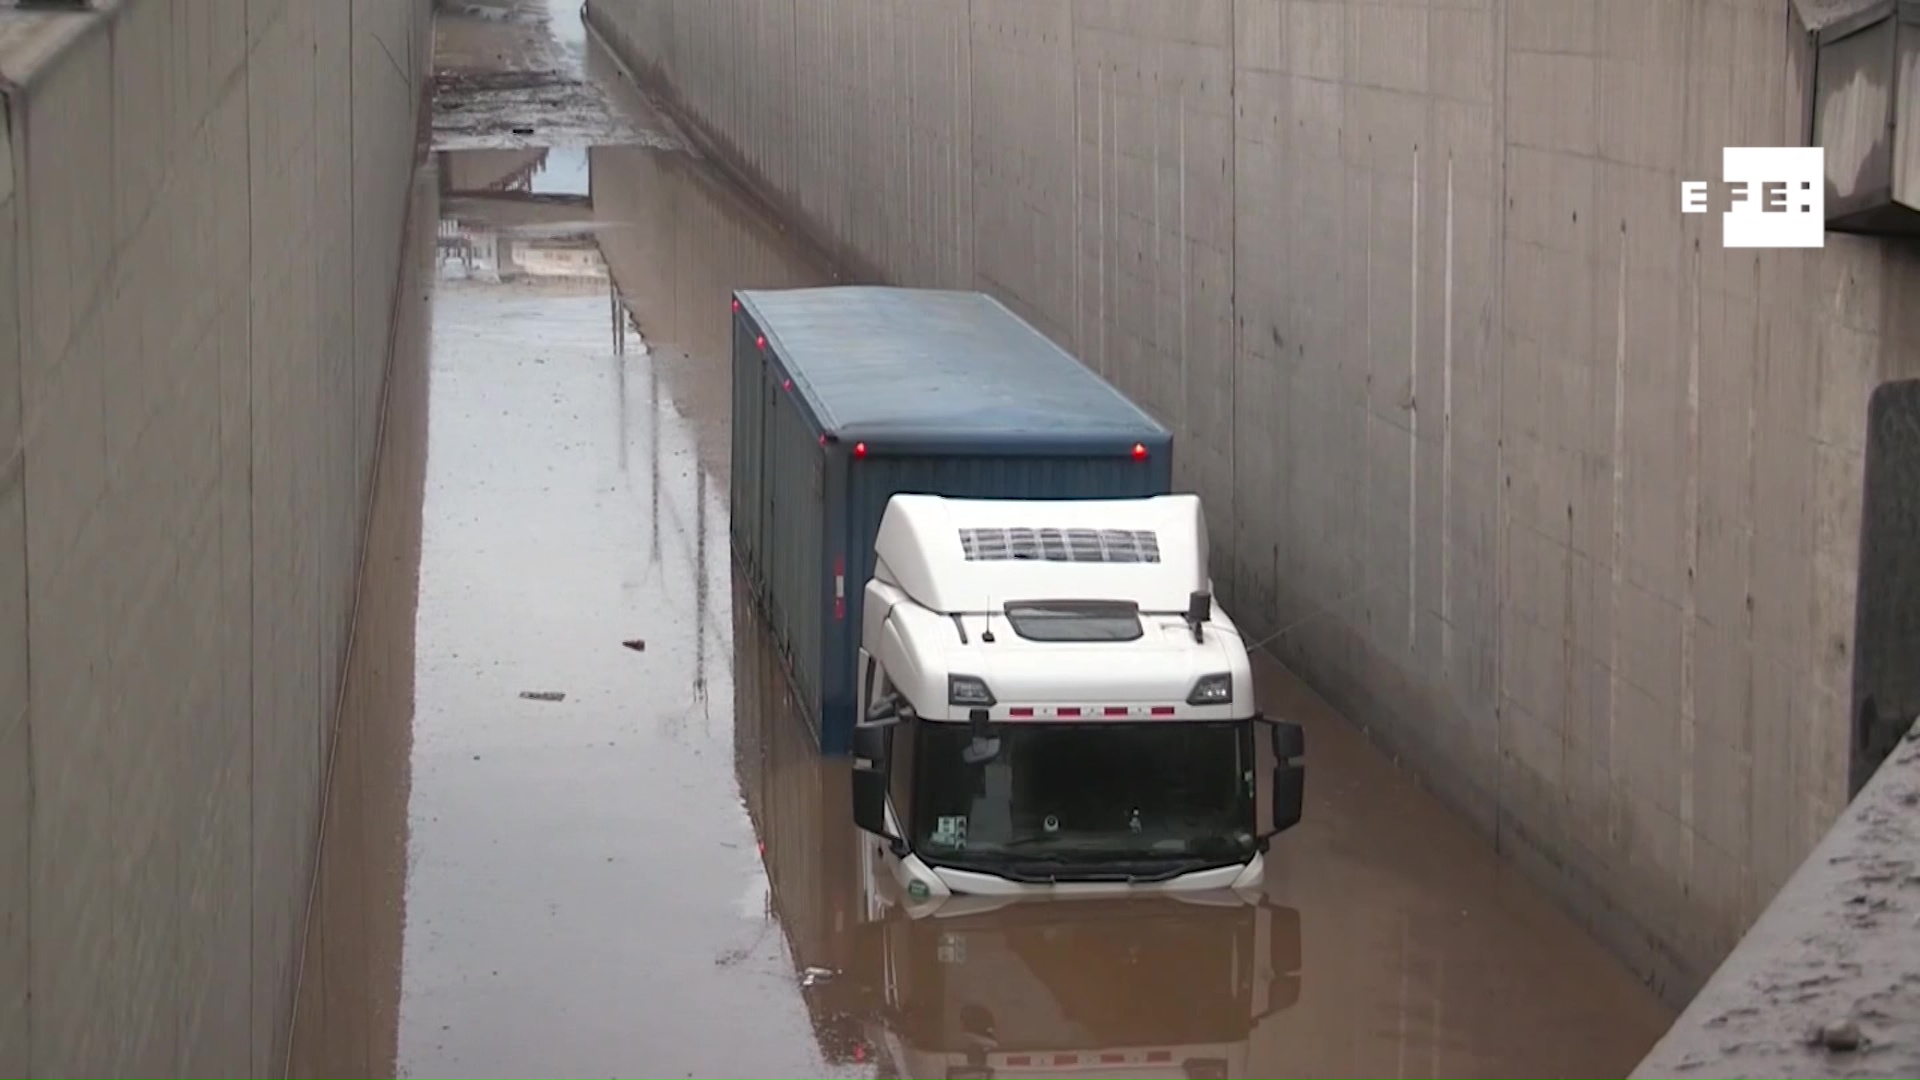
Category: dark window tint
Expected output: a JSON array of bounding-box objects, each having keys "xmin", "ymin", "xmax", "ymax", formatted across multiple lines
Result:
[{"xmin": 1003, "ymin": 600, "xmax": 1143, "ymax": 642}]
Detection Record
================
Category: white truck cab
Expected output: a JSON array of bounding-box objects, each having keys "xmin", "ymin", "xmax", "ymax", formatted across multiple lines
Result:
[{"xmin": 850, "ymin": 493, "xmax": 1306, "ymax": 899}]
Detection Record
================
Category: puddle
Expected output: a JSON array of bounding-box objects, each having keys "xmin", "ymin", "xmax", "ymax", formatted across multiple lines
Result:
[{"xmin": 532, "ymin": 145, "xmax": 590, "ymax": 196}]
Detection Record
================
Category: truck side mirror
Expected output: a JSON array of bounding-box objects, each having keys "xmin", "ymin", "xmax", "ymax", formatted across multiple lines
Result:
[
  {"xmin": 1185, "ymin": 590, "xmax": 1211, "ymax": 642},
  {"xmin": 852, "ymin": 766, "xmax": 890, "ymax": 838},
  {"xmin": 1266, "ymin": 719, "xmax": 1306, "ymax": 835},
  {"xmin": 1269, "ymin": 719, "xmax": 1304, "ymax": 761},
  {"xmin": 852, "ymin": 720, "xmax": 892, "ymax": 768}
]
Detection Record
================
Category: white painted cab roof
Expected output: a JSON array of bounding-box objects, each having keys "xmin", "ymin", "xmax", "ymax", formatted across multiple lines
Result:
[{"xmin": 872, "ymin": 493, "xmax": 1210, "ymax": 614}]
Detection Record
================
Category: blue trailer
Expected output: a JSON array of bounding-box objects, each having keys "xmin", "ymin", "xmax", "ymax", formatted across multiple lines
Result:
[{"xmin": 729, "ymin": 286, "xmax": 1173, "ymax": 754}]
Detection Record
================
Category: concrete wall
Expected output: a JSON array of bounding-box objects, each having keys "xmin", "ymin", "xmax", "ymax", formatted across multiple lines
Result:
[
  {"xmin": 0, "ymin": 0, "xmax": 432, "ymax": 1073},
  {"xmin": 286, "ymin": 160, "xmax": 435, "ymax": 1080},
  {"xmin": 588, "ymin": 138, "xmax": 842, "ymax": 479},
  {"xmin": 584, "ymin": 0, "xmax": 1920, "ymax": 1001}
]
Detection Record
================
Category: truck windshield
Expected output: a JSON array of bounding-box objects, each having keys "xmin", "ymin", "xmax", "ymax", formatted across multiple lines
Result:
[{"xmin": 911, "ymin": 722, "xmax": 1254, "ymax": 873}]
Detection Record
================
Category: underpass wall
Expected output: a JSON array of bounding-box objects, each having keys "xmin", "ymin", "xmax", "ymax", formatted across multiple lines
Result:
[
  {"xmin": 587, "ymin": 0, "xmax": 1920, "ymax": 1003},
  {"xmin": 0, "ymin": 0, "xmax": 431, "ymax": 1073},
  {"xmin": 589, "ymin": 138, "xmax": 841, "ymax": 481}
]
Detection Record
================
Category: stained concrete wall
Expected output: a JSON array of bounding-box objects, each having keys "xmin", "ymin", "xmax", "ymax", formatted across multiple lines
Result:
[
  {"xmin": 286, "ymin": 160, "xmax": 435, "ymax": 1080},
  {"xmin": 0, "ymin": 0, "xmax": 432, "ymax": 1074},
  {"xmin": 584, "ymin": 0, "xmax": 1920, "ymax": 1001}
]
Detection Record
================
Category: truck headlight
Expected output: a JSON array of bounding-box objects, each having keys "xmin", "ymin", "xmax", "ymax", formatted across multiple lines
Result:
[
  {"xmin": 1187, "ymin": 673, "xmax": 1233, "ymax": 706},
  {"xmin": 949, "ymin": 675, "xmax": 996, "ymax": 706}
]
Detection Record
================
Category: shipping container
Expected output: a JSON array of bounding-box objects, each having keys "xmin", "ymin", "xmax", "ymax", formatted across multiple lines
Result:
[{"xmin": 729, "ymin": 286, "xmax": 1173, "ymax": 754}]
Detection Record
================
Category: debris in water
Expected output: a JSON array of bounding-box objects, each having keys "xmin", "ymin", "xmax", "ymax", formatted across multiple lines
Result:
[
  {"xmin": 622, "ymin": 638, "xmax": 646, "ymax": 652},
  {"xmin": 1814, "ymin": 1018, "xmax": 1863, "ymax": 1052},
  {"xmin": 520, "ymin": 690, "xmax": 566, "ymax": 702},
  {"xmin": 801, "ymin": 965, "xmax": 836, "ymax": 987}
]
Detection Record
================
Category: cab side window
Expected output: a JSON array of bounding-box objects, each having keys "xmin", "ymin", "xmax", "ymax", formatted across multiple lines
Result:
[
  {"xmin": 865, "ymin": 659, "xmax": 914, "ymax": 834},
  {"xmin": 870, "ymin": 668, "xmax": 914, "ymax": 828},
  {"xmin": 889, "ymin": 689, "xmax": 915, "ymax": 834}
]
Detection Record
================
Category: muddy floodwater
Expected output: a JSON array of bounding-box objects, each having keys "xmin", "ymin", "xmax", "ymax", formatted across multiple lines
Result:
[{"xmin": 285, "ymin": 1, "xmax": 1675, "ymax": 1077}]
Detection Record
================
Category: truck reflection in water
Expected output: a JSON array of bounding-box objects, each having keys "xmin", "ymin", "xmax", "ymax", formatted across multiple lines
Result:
[
  {"xmin": 732, "ymin": 568, "xmax": 1301, "ymax": 1080},
  {"xmin": 849, "ymin": 894, "xmax": 1301, "ymax": 1080}
]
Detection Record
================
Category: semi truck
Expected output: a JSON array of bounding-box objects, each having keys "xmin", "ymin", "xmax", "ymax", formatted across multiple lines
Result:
[
  {"xmin": 729, "ymin": 285, "xmax": 1305, "ymax": 891},
  {"xmin": 733, "ymin": 594, "xmax": 1303, "ymax": 1079},
  {"xmin": 730, "ymin": 286, "xmax": 1173, "ymax": 754},
  {"xmin": 850, "ymin": 493, "xmax": 1306, "ymax": 895}
]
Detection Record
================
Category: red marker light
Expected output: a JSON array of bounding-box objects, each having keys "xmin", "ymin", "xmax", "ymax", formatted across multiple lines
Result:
[
  {"xmin": 1151, "ymin": 706, "xmax": 1176, "ymax": 716},
  {"xmin": 1132, "ymin": 443, "xmax": 1148, "ymax": 461},
  {"xmin": 819, "ymin": 434, "xmax": 827, "ymax": 445},
  {"xmin": 853, "ymin": 442, "xmax": 867, "ymax": 458},
  {"xmin": 1104, "ymin": 706, "xmax": 1129, "ymax": 717},
  {"xmin": 782, "ymin": 378, "xmax": 792, "ymax": 391},
  {"xmin": 1057, "ymin": 706, "xmax": 1081, "ymax": 718},
  {"xmin": 755, "ymin": 334, "xmax": 766, "ymax": 350},
  {"xmin": 731, "ymin": 298, "xmax": 740, "ymax": 312},
  {"xmin": 1009, "ymin": 707, "xmax": 1034, "ymax": 718}
]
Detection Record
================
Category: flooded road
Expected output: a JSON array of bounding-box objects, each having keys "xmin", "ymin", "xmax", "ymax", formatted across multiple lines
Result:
[{"xmin": 288, "ymin": 1, "xmax": 1674, "ymax": 1076}]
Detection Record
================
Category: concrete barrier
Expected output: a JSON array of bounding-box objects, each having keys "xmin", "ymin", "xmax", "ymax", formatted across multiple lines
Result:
[
  {"xmin": 0, "ymin": 0, "xmax": 431, "ymax": 1073},
  {"xmin": 582, "ymin": 0, "xmax": 1920, "ymax": 1007},
  {"xmin": 1631, "ymin": 721, "xmax": 1920, "ymax": 1078}
]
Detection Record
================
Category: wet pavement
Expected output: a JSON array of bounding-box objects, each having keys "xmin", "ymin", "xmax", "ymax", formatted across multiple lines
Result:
[{"xmin": 286, "ymin": 1, "xmax": 1677, "ymax": 1076}]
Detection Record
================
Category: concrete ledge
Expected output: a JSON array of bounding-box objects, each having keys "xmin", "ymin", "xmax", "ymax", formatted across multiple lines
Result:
[
  {"xmin": 1632, "ymin": 723, "xmax": 1920, "ymax": 1079},
  {"xmin": 0, "ymin": 2, "xmax": 117, "ymax": 90}
]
